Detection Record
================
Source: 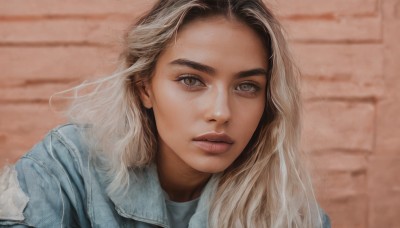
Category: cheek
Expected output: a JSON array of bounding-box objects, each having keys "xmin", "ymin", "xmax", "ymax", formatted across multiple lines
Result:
[
  {"xmin": 233, "ymin": 99, "xmax": 265, "ymax": 141},
  {"xmin": 150, "ymin": 83, "xmax": 194, "ymax": 131}
]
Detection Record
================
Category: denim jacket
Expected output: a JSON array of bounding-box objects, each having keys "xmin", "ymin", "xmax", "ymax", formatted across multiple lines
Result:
[{"xmin": 0, "ymin": 124, "xmax": 331, "ymax": 227}]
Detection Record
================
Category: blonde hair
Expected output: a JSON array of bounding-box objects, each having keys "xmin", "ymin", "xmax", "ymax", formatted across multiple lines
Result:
[{"xmin": 64, "ymin": 0, "xmax": 322, "ymax": 227}]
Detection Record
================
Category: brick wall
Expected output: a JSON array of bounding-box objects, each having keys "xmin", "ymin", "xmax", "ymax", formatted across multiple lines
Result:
[{"xmin": 0, "ymin": 0, "xmax": 399, "ymax": 227}]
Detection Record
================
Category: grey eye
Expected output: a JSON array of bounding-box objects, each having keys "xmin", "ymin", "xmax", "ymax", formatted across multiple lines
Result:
[
  {"xmin": 183, "ymin": 78, "xmax": 200, "ymax": 86},
  {"xmin": 178, "ymin": 75, "xmax": 205, "ymax": 88},
  {"xmin": 237, "ymin": 83, "xmax": 257, "ymax": 92}
]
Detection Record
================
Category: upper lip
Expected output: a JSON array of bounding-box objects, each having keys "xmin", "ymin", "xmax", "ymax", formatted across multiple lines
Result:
[{"xmin": 193, "ymin": 132, "xmax": 234, "ymax": 144}]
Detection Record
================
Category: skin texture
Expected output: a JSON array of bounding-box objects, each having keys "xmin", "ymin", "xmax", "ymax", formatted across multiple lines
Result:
[{"xmin": 140, "ymin": 16, "xmax": 268, "ymax": 201}]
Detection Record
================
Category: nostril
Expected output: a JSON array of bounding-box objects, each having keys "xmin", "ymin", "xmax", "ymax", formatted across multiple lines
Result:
[{"xmin": 207, "ymin": 109, "xmax": 231, "ymax": 124}]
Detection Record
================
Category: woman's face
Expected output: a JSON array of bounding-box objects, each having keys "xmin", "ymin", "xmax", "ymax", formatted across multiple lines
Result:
[{"xmin": 140, "ymin": 16, "xmax": 268, "ymax": 174}]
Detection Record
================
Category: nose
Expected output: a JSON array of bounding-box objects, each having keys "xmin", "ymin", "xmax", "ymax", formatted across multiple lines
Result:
[{"xmin": 205, "ymin": 86, "xmax": 231, "ymax": 125}]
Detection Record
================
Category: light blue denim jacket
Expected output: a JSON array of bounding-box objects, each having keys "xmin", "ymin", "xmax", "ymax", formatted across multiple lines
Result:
[{"xmin": 0, "ymin": 124, "xmax": 331, "ymax": 227}]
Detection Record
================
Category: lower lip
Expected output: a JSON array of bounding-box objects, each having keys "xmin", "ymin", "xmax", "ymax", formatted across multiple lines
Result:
[{"xmin": 192, "ymin": 141, "xmax": 232, "ymax": 154}]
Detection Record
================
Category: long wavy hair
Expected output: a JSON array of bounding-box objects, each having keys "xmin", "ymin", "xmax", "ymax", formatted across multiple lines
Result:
[{"xmin": 64, "ymin": 0, "xmax": 322, "ymax": 227}]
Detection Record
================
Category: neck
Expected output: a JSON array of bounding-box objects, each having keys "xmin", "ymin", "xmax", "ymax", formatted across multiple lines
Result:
[{"xmin": 156, "ymin": 151, "xmax": 211, "ymax": 202}]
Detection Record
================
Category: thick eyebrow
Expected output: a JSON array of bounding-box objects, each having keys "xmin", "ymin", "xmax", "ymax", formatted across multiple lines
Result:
[
  {"xmin": 169, "ymin": 58, "xmax": 267, "ymax": 78},
  {"xmin": 236, "ymin": 68, "xmax": 268, "ymax": 78},
  {"xmin": 170, "ymin": 58, "xmax": 216, "ymax": 75}
]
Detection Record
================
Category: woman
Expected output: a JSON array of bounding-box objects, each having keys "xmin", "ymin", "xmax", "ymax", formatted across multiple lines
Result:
[{"xmin": 0, "ymin": 0, "xmax": 330, "ymax": 227}]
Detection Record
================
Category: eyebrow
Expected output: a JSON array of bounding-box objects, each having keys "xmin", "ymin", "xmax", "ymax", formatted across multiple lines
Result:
[
  {"xmin": 170, "ymin": 59, "xmax": 215, "ymax": 75},
  {"xmin": 169, "ymin": 58, "xmax": 267, "ymax": 78},
  {"xmin": 236, "ymin": 68, "xmax": 268, "ymax": 78}
]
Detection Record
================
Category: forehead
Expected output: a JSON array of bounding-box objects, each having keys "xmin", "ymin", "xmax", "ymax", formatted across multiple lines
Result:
[{"xmin": 157, "ymin": 15, "xmax": 268, "ymax": 71}]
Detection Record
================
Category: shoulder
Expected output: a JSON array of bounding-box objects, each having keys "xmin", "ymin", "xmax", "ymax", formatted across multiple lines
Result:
[
  {"xmin": 33, "ymin": 123, "xmax": 87, "ymax": 157},
  {"xmin": 0, "ymin": 123, "xmax": 92, "ymax": 227},
  {"xmin": 22, "ymin": 123, "xmax": 90, "ymax": 170},
  {"xmin": 17, "ymin": 123, "xmax": 92, "ymax": 201}
]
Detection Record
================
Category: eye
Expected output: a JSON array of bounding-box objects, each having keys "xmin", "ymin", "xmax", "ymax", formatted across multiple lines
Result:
[
  {"xmin": 236, "ymin": 82, "xmax": 259, "ymax": 93},
  {"xmin": 177, "ymin": 75, "xmax": 206, "ymax": 88}
]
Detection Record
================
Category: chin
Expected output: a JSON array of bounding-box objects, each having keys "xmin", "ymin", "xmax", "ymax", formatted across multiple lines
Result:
[{"xmin": 190, "ymin": 162, "xmax": 231, "ymax": 174}]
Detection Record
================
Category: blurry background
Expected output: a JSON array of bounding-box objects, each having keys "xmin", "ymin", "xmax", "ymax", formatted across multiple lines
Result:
[{"xmin": 0, "ymin": 0, "xmax": 399, "ymax": 227}]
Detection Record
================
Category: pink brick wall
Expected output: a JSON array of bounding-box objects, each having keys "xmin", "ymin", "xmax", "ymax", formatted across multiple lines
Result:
[{"xmin": 1, "ymin": 0, "xmax": 399, "ymax": 227}]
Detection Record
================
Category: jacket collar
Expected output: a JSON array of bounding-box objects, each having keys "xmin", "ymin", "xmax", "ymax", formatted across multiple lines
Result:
[{"xmin": 105, "ymin": 164, "xmax": 218, "ymax": 227}]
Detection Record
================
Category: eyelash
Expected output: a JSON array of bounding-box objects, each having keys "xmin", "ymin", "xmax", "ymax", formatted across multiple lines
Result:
[
  {"xmin": 236, "ymin": 82, "xmax": 260, "ymax": 93},
  {"xmin": 176, "ymin": 74, "xmax": 261, "ymax": 94},
  {"xmin": 176, "ymin": 75, "xmax": 206, "ymax": 89}
]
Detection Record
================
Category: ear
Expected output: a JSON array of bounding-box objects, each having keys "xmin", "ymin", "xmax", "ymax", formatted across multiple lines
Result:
[{"xmin": 139, "ymin": 81, "xmax": 153, "ymax": 109}]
